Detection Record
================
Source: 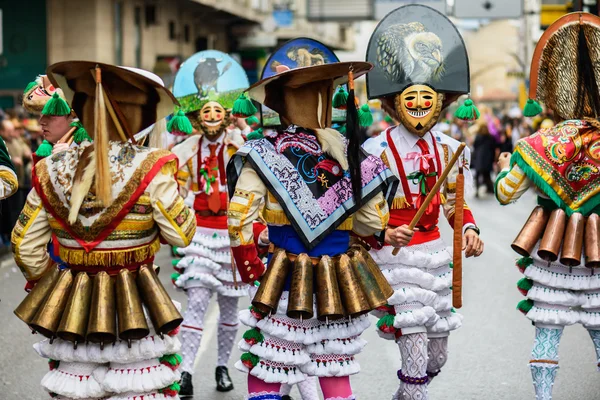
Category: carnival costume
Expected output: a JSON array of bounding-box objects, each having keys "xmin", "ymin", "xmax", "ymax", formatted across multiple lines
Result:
[
  {"xmin": 363, "ymin": 5, "xmax": 483, "ymax": 399},
  {"xmin": 0, "ymin": 135, "xmax": 17, "ymax": 199},
  {"xmin": 12, "ymin": 61, "xmax": 196, "ymax": 400},
  {"xmin": 227, "ymin": 48, "xmax": 398, "ymax": 399},
  {"xmin": 495, "ymin": 12, "xmax": 600, "ymax": 400},
  {"xmin": 168, "ymin": 50, "xmax": 250, "ymax": 395}
]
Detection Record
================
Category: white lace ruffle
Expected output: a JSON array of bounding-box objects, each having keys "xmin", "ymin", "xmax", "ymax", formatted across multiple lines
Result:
[
  {"xmin": 393, "ymin": 307, "xmax": 438, "ymax": 329},
  {"xmin": 524, "ymin": 250, "xmax": 600, "ymax": 291},
  {"xmin": 433, "ymin": 292, "xmax": 452, "ymax": 312},
  {"xmin": 175, "ymin": 270, "xmax": 223, "ymax": 290},
  {"xmin": 239, "ymin": 339, "xmax": 311, "ymax": 365},
  {"xmin": 100, "ymin": 359, "xmax": 180, "ymax": 394},
  {"xmin": 177, "ymin": 243, "xmax": 230, "ymax": 264},
  {"xmin": 580, "ymin": 309, "xmax": 600, "ymax": 328},
  {"xmin": 300, "ymin": 357, "xmax": 361, "ymax": 378},
  {"xmin": 217, "ymin": 283, "xmax": 249, "ymax": 297},
  {"xmin": 191, "ymin": 226, "xmax": 230, "ymax": 249},
  {"xmin": 580, "ymin": 290, "xmax": 600, "ymax": 309},
  {"xmin": 387, "ymin": 287, "xmax": 438, "ymax": 307},
  {"xmin": 526, "ymin": 284, "xmax": 581, "ymax": 307},
  {"xmin": 34, "ymin": 335, "xmax": 181, "ymax": 364},
  {"xmin": 235, "ymin": 360, "xmax": 306, "ymax": 385},
  {"xmin": 176, "ymin": 256, "xmax": 221, "ymax": 273},
  {"xmin": 526, "ymin": 305, "xmax": 580, "ymax": 326},
  {"xmin": 427, "ymin": 311, "xmax": 463, "ymax": 333},
  {"xmin": 369, "ymin": 239, "xmax": 451, "ymax": 270},
  {"xmin": 382, "ymin": 268, "xmax": 448, "ymax": 292},
  {"xmin": 106, "ymin": 392, "xmax": 180, "ymax": 400},
  {"xmin": 41, "ymin": 362, "xmax": 108, "ymax": 399},
  {"xmin": 246, "ymin": 391, "xmax": 282, "ymax": 400},
  {"xmin": 305, "ymin": 337, "xmax": 367, "ymax": 356}
]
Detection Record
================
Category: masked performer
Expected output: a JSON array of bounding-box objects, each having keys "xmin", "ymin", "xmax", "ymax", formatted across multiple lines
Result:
[
  {"xmin": 167, "ymin": 50, "xmax": 250, "ymax": 396},
  {"xmin": 495, "ymin": 12, "xmax": 600, "ymax": 400},
  {"xmin": 0, "ymin": 134, "xmax": 17, "ymax": 200},
  {"xmin": 12, "ymin": 61, "xmax": 196, "ymax": 400},
  {"xmin": 363, "ymin": 5, "xmax": 484, "ymax": 399},
  {"xmin": 227, "ymin": 51, "xmax": 397, "ymax": 398}
]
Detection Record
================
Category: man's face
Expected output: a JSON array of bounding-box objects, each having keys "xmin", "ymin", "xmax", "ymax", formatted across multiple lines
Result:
[
  {"xmin": 0, "ymin": 120, "xmax": 14, "ymax": 140},
  {"xmin": 200, "ymin": 101, "xmax": 227, "ymax": 136},
  {"xmin": 395, "ymin": 84, "xmax": 442, "ymax": 136},
  {"xmin": 39, "ymin": 114, "xmax": 72, "ymax": 144}
]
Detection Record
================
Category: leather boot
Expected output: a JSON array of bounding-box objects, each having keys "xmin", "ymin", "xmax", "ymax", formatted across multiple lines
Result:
[
  {"xmin": 216, "ymin": 366, "xmax": 234, "ymax": 392},
  {"xmin": 179, "ymin": 371, "xmax": 193, "ymax": 398}
]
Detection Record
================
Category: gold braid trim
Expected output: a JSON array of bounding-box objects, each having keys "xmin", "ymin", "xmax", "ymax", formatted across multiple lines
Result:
[
  {"xmin": 262, "ymin": 207, "xmax": 354, "ymax": 230},
  {"xmin": 59, "ymin": 237, "xmax": 161, "ymax": 267},
  {"xmin": 391, "ymin": 196, "xmax": 411, "ymax": 210},
  {"xmin": 0, "ymin": 169, "xmax": 18, "ymax": 198}
]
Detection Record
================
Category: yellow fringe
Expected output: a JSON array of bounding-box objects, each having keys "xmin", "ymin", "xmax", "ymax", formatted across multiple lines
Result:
[
  {"xmin": 161, "ymin": 160, "xmax": 178, "ymax": 176},
  {"xmin": 59, "ymin": 238, "xmax": 161, "ymax": 267},
  {"xmin": 440, "ymin": 193, "xmax": 447, "ymax": 205},
  {"xmin": 391, "ymin": 197, "xmax": 411, "ymax": 210},
  {"xmin": 262, "ymin": 207, "xmax": 353, "ymax": 230}
]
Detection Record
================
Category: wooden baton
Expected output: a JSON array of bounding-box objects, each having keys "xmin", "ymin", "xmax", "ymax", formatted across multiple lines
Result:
[{"xmin": 452, "ymin": 165, "xmax": 465, "ymax": 308}]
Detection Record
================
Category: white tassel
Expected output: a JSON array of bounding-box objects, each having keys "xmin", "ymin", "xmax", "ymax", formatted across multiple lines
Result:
[{"xmin": 315, "ymin": 128, "xmax": 349, "ymax": 170}]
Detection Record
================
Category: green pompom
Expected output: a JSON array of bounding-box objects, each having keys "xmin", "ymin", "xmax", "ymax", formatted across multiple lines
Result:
[
  {"xmin": 171, "ymin": 246, "xmax": 180, "ymax": 257},
  {"xmin": 70, "ymin": 121, "xmax": 92, "ymax": 144},
  {"xmin": 35, "ymin": 140, "xmax": 53, "ymax": 157},
  {"xmin": 376, "ymin": 314, "xmax": 395, "ymax": 330},
  {"xmin": 243, "ymin": 328, "xmax": 265, "ymax": 344},
  {"xmin": 171, "ymin": 259, "xmax": 181, "ymax": 267},
  {"xmin": 517, "ymin": 277, "xmax": 534, "ymax": 292},
  {"xmin": 333, "ymin": 87, "xmax": 349, "ymax": 109},
  {"xmin": 41, "ymin": 92, "xmax": 71, "ymax": 116},
  {"xmin": 516, "ymin": 256, "xmax": 534, "ymax": 269},
  {"xmin": 170, "ymin": 272, "xmax": 180, "ymax": 281},
  {"xmin": 523, "ymin": 98, "xmax": 543, "ymax": 118},
  {"xmin": 517, "ymin": 299, "xmax": 534, "ymax": 314},
  {"xmin": 168, "ymin": 382, "xmax": 181, "ymax": 392},
  {"xmin": 160, "ymin": 353, "xmax": 182, "ymax": 366},
  {"xmin": 240, "ymin": 352, "xmax": 259, "ymax": 368},
  {"xmin": 232, "ymin": 93, "xmax": 257, "ymax": 118},
  {"xmin": 24, "ymin": 80, "xmax": 38, "ymax": 94},
  {"xmin": 247, "ymin": 128, "xmax": 264, "ymax": 141},
  {"xmin": 358, "ymin": 103, "xmax": 373, "ymax": 127},
  {"xmin": 246, "ymin": 115, "xmax": 260, "ymax": 126},
  {"xmin": 167, "ymin": 110, "xmax": 193, "ymax": 136},
  {"xmin": 454, "ymin": 98, "xmax": 481, "ymax": 121}
]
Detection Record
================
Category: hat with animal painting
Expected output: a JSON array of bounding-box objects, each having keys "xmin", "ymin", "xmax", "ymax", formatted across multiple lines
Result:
[
  {"xmin": 170, "ymin": 50, "xmax": 250, "ymax": 138},
  {"xmin": 366, "ymin": 4, "xmax": 478, "ymax": 136}
]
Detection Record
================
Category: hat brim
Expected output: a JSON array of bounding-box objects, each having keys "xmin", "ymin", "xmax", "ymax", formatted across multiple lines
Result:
[
  {"xmin": 46, "ymin": 61, "xmax": 178, "ymax": 125},
  {"xmin": 247, "ymin": 62, "xmax": 372, "ymax": 105}
]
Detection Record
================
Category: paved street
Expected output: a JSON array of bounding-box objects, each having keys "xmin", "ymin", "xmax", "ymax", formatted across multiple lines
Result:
[{"xmin": 1, "ymin": 192, "xmax": 600, "ymax": 399}]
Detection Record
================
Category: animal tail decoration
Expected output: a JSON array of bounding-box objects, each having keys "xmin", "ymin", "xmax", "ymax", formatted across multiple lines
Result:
[{"xmin": 345, "ymin": 67, "xmax": 363, "ymax": 204}]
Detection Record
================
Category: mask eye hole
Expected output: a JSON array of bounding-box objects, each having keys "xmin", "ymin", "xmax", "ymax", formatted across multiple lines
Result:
[
  {"xmin": 405, "ymin": 96, "xmax": 416, "ymax": 101},
  {"xmin": 423, "ymin": 95, "xmax": 433, "ymax": 100}
]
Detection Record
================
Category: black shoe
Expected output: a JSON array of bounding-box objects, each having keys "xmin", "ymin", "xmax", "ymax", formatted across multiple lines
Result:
[
  {"xmin": 216, "ymin": 366, "xmax": 234, "ymax": 392},
  {"xmin": 179, "ymin": 371, "xmax": 194, "ymax": 398},
  {"xmin": 282, "ymin": 396, "xmax": 294, "ymax": 400}
]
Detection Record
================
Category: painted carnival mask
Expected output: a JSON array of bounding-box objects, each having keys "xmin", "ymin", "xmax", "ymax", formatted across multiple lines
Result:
[
  {"xmin": 200, "ymin": 101, "xmax": 229, "ymax": 137},
  {"xmin": 395, "ymin": 84, "xmax": 442, "ymax": 136}
]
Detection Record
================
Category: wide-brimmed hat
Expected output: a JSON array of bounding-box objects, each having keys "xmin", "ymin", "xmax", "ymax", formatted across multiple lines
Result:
[{"xmin": 47, "ymin": 61, "xmax": 178, "ymax": 137}]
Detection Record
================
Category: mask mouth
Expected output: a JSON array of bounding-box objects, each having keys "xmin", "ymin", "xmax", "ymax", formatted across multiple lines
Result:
[
  {"xmin": 203, "ymin": 119, "xmax": 223, "ymax": 127},
  {"xmin": 406, "ymin": 109, "xmax": 432, "ymax": 119}
]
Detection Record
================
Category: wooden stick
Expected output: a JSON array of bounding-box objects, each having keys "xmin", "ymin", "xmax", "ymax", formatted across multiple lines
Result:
[
  {"xmin": 102, "ymin": 91, "xmax": 129, "ymax": 142},
  {"xmin": 392, "ymin": 143, "xmax": 466, "ymax": 256},
  {"xmin": 452, "ymin": 166, "xmax": 464, "ymax": 308},
  {"xmin": 57, "ymin": 126, "xmax": 76, "ymax": 144}
]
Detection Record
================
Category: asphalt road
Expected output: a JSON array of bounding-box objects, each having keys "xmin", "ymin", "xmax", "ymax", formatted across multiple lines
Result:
[{"xmin": 1, "ymin": 192, "xmax": 600, "ymax": 399}]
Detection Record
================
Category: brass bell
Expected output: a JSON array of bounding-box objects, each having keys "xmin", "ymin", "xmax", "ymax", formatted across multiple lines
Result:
[
  {"xmin": 137, "ymin": 265, "xmax": 183, "ymax": 335},
  {"xmin": 116, "ymin": 269, "xmax": 149, "ymax": 341},
  {"xmin": 287, "ymin": 254, "xmax": 314, "ymax": 320},
  {"xmin": 585, "ymin": 213, "xmax": 600, "ymax": 268},
  {"xmin": 86, "ymin": 271, "xmax": 117, "ymax": 347},
  {"xmin": 538, "ymin": 209, "xmax": 567, "ymax": 262},
  {"xmin": 252, "ymin": 248, "xmax": 290, "ymax": 314},
  {"xmin": 30, "ymin": 269, "xmax": 74, "ymax": 338},
  {"xmin": 335, "ymin": 254, "xmax": 370, "ymax": 317},
  {"xmin": 57, "ymin": 272, "xmax": 92, "ymax": 344},
  {"xmin": 356, "ymin": 246, "xmax": 394, "ymax": 300},
  {"xmin": 14, "ymin": 265, "xmax": 59, "ymax": 325},
  {"xmin": 348, "ymin": 249, "xmax": 388, "ymax": 309},
  {"xmin": 512, "ymin": 206, "xmax": 550, "ymax": 257},
  {"xmin": 315, "ymin": 255, "xmax": 345, "ymax": 321},
  {"xmin": 560, "ymin": 212, "xmax": 585, "ymax": 267}
]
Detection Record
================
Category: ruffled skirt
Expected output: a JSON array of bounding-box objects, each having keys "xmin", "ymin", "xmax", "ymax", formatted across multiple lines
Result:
[{"xmin": 369, "ymin": 239, "xmax": 462, "ymax": 340}]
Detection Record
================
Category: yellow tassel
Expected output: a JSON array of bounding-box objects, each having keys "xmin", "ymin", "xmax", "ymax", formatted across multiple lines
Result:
[
  {"xmin": 440, "ymin": 193, "xmax": 447, "ymax": 204},
  {"xmin": 391, "ymin": 197, "xmax": 411, "ymax": 210},
  {"xmin": 59, "ymin": 239, "xmax": 161, "ymax": 267},
  {"xmin": 160, "ymin": 160, "xmax": 178, "ymax": 176}
]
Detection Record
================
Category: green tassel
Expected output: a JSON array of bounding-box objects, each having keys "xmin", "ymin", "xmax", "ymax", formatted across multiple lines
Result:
[
  {"xmin": 247, "ymin": 128, "xmax": 264, "ymax": 141},
  {"xmin": 376, "ymin": 314, "xmax": 395, "ymax": 330},
  {"xmin": 170, "ymin": 272, "xmax": 180, "ymax": 281},
  {"xmin": 167, "ymin": 110, "xmax": 193, "ymax": 136},
  {"xmin": 169, "ymin": 382, "xmax": 181, "ymax": 392},
  {"xmin": 160, "ymin": 353, "xmax": 182, "ymax": 366},
  {"xmin": 232, "ymin": 93, "xmax": 257, "ymax": 118},
  {"xmin": 449, "ymin": 262, "xmax": 454, "ymax": 269},
  {"xmin": 241, "ymin": 352, "xmax": 259, "ymax": 367},
  {"xmin": 35, "ymin": 140, "xmax": 53, "ymax": 157},
  {"xmin": 41, "ymin": 92, "xmax": 71, "ymax": 116},
  {"xmin": 333, "ymin": 87, "xmax": 349, "ymax": 109},
  {"xmin": 523, "ymin": 99, "xmax": 543, "ymax": 117},
  {"xmin": 246, "ymin": 115, "xmax": 260, "ymax": 126},
  {"xmin": 171, "ymin": 246, "xmax": 180, "ymax": 257},
  {"xmin": 454, "ymin": 98, "xmax": 481, "ymax": 121},
  {"xmin": 517, "ymin": 277, "xmax": 534, "ymax": 292},
  {"xmin": 24, "ymin": 80, "xmax": 38, "ymax": 94},
  {"xmin": 242, "ymin": 328, "xmax": 265, "ymax": 344},
  {"xmin": 172, "ymin": 259, "xmax": 180, "ymax": 267},
  {"xmin": 70, "ymin": 121, "xmax": 92, "ymax": 144},
  {"xmin": 384, "ymin": 115, "xmax": 393, "ymax": 123},
  {"xmin": 358, "ymin": 104, "xmax": 373, "ymax": 127},
  {"xmin": 516, "ymin": 256, "xmax": 533, "ymax": 269},
  {"xmin": 517, "ymin": 299, "xmax": 534, "ymax": 314}
]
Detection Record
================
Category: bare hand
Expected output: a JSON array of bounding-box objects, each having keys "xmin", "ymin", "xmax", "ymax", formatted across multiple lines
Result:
[
  {"xmin": 498, "ymin": 152, "xmax": 511, "ymax": 170},
  {"xmin": 463, "ymin": 229, "xmax": 484, "ymax": 258},
  {"xmin": 259, "ymin": 227, "xmax": 270, "ymax": 245},
  {"xmin": 385, "ymin": 225, "xmax": 416, "ymax": 248},
  {"xmin": 52, "ymin": 143, "xmax": 69, "ymax": 154}
]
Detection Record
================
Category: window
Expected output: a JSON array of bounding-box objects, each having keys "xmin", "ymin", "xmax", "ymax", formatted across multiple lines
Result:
[
  {"xmin": 114, "ymin": 2, "xmax": 123, "ymax": 65},
  {"xmin": 169, "ymin": 21, "xmax": 176, "ymax": 40},
  {"xmin": 134, "ymin": 7, "xmax": 142, "ymax": 67},
  {"xmin": 184, "ymin": 24, "xmax": 190, "ymax": 43}
]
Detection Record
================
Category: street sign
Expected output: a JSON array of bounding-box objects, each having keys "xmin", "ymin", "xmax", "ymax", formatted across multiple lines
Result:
[
  {"xmin": 374, "ymin": 0, "xmax": 446, "ymax": 19},
  {"xmin": 454, "ymin": 0, "xmax": 523, "ymax": 19},
  {"xmin": 306, "ymin": 0, "xmax": 374, "ymax": 21}
]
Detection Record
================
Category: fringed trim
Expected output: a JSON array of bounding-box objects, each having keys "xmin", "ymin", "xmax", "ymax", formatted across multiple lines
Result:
[
  {"xmin": 216, "ymin": 282, "xmax": 249, "ymax": 297},
  {"xmin": 174, "ymin": 242, "xmax": 230, "ymax": 264},
  {"xmin": 41, "ymin": 362, "xmax": 108, "ymax": 399},
  {"xmin": 34, "ymin": 335, "xmax": 181, "ymax": 364},
  {"xmin": 526, "ymin": 305, "xmax": 580, "ymax": 326},
  {"xmin": 370, "ymin": 239, "xmax": 450, "ymax": 270},
  {"xmin": 106, "ymin": 391, "xmax": 180, "ymax": 400},
  {"xmin": 391, "ymin": 197, "xmax": 411, "ymax": 210},
  {"xmin": 100, "ymin": 359, "xmax": 180, "ymax": 394},
  {"xmin": 239, "ymin": 309, "xmax": 260, "ymax": 328},
  {"xmin": 580, "ymin": 309, "xmax": 600, "ymax": 328},
  {"xmin": 433, "ymin": 292, "xmax": 452, "ymax": 312},
  {"xmin": 174, "ymin": 270, "xmax": 222, "ymax": 290},
  {"xmin": 527, "ymin": 284, "xmax": 581, "ymax": 307},
  {"xmin": 301, "ymin": 356, "xmax": 361, "ymax": 378},
  {"xmin": 387, "ymin": 287, "xmax": 438, "ymax": 307},
  {"xmin": 235, "ymin": 360, "xmax": 306, "ymax": 385},
  {"xmin": 190, "ymin": 229, "xmax": 230, "ymax": 250},
  {"xmin": 581, "ymin": 290, "xmax": 600, "ymax": 309},
  {"xmin": 524, "ymin": 263, "xmax": 600, "ymax": 291},
  {"xmin": 305, "ymin": 337, "xmax": 367, "ymax": 356},
  {"xmin": 246, "ymin": 391, "xmax": 282, "ymax": 400},
  {"xmin": 215, "ymin": 267, "xmax": 244, "ymax": 285},
  {"xmin": 393, "ymin": 307, "xmax": 439, "ymax": 329},
  {"xmin": 59, "ymin": 239, "xmax": 160, "ymax": 267},
  {"xmin": 239, "ymin": 339, "xmax": 311, "ymax": 365},
  {"xmin": 382, "ymin": 268, "xmax": 448, "ymax": 292},
  {"xmin": 427, "ymin": 311, "xmax": 463, "ymax": 333},
  {"xmin": 254, "ymin": 314, "xmax": 371, "ymax": 345},
  {"xmin": 174, "ymin": 255, "xmax": 221, "ymax": 272}
]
